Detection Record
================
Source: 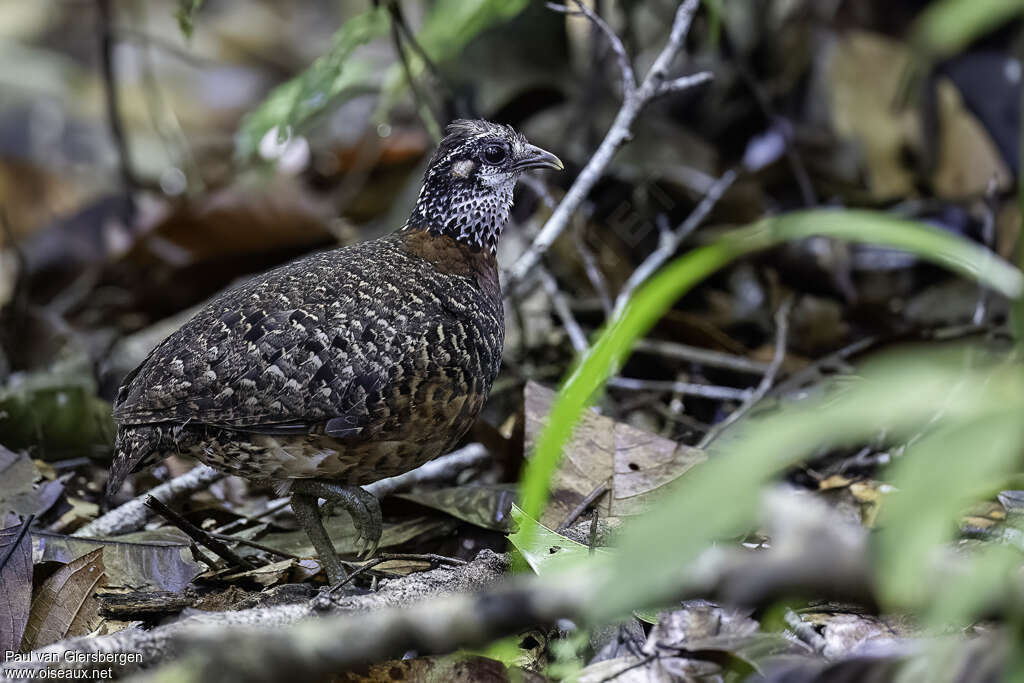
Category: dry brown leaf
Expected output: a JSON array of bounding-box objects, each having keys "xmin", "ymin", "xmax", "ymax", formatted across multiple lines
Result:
[
  {"xmin": 20, "ymin": 547, "xmax": 106, "ymax": 650},
  {"xmin": 0, "ymin": 515, "xmax": 33, "ymax": 652},
  {"xmin": 524, "ymin": 382, "xmax": 706, "ymax": 529},
  {"xmin": 823, "ymin": 31, "xmax": 1010, "ymax": 200}
]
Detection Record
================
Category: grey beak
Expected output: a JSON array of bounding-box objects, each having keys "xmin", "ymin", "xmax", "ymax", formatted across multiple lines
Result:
[{"xmin": 515, "ymin": 144, "xmax": 564, "ymax": 171}]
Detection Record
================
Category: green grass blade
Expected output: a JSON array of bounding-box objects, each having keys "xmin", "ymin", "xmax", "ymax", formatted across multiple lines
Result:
[{"xmin": 517, "ymin": 209, "xmax": 1023, "ymax": 558}]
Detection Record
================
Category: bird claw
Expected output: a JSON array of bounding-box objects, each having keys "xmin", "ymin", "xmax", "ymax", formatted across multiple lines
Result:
[
  {"xmin": 344, "ymin": 487, "xmax": 382, "ymax": 560},
  {"xmin": 292, "ymin": 480, "xmax": 382, "ymax": 561}
]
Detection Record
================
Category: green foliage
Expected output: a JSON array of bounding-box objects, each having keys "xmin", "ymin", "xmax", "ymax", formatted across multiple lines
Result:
[
  {"xmin": 235, "ymin": 7, "xmax": 390, "ymax": 160},
  {"xmin": 413, "ymin": 0, "xmax": 530, "ymax": 63},
  {"xmin": 508, "ymin": 504, "xmax": 609, "ymax": 575},
  {"xmin": 174, "ymin": 0, "xmax": 205, "ymax": 39},
  {"xmin": 911, "ymin": 0, "xmax": 1024, "ymax": 58},
  {"xmin": 376, "ymin": 0, "xmax": 532, "ymax": 130},
  {"xmin": 517, "ymin": 209, "xmax": 1024, "ymax": 544},
  {"xmin": 517, "ymin": 349, "xmax": 1024, "ymax": 640},
  {"xmin": 511, "ymin": 207, "xmax": 1024, "ymax": 654},
  {"xmin": 236, "ymin": 0, "xmax": 532, "ymax": 159}
]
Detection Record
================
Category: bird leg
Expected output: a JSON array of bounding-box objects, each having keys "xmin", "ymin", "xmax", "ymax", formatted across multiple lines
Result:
[
  {"xmin": 290, "ymin": 480, "xmax": 383, "ymax": 583},
  {"xmin": 291, "ymin": 492, "xmax": 347, "ymax": 584}
]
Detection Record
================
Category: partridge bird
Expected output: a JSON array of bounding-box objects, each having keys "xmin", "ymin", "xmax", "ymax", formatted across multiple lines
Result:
[{"xmin": 108, "ymin": 120, "xmax": 562, "ymax": 582}]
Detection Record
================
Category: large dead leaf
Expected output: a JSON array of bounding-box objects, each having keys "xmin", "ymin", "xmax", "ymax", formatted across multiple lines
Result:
[
  {"xmin": 524, "ymin": 382, "xmax": 706, "ymax": 528},
  {"xmin": 821, "ymin": 31, "xmax": 1010, "ymax": 200},
  {"xmin": 0, "ymin": 515, "xmax": 33, "ymax": 652},
  {"xmin": 397, "ymin": 484, "xmax": 516, "ymax": 531},
  {"xmin": 20, "ymin": 547, "xmax": 106, "ymax": 650},
  {"xmin": 33, "ymin": 529, "xmax": 204, "ymax": 592},
  {"xmin": 0, "ymin": 447, "xmax": 63, "ymax": 518},
  {"xmin": 258, "ymin": 516, "xmax": 454, "ymax": 559}
]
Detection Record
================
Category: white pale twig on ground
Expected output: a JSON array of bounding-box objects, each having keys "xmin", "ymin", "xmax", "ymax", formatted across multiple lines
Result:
[
  {"xmin": 698, "ymin": 296, "xmax": 794, "ymax": 448},
  {"xmin": 75, "ymin": 464, "xmax": 223, "ymax": 538},
  {"xmin": 608, "ymin": 376, "xmax": 752, "ymax": 402},
  {"xmin": 506, "ymin": 0, "xmax": 710, "ymax": 291},
  {"xmin": 362, "ymin": 442, "xmax": 490, "ymax": 499},
  {"xmin": 632, "ymin": 338, "xmax": 770, "ymax": 375},
  {"xmin": 611, "ymin": 168, "xmax": 739, "ymax": 319}
]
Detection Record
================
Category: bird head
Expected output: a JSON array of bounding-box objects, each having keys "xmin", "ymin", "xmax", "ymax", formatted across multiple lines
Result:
[{"xmin": 407, "ymin": 119, "xmax": 562, "ymax": 253}]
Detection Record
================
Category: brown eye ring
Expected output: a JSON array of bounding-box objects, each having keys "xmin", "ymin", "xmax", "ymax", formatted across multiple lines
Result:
[{"xmin": 481, "ymin": 144, "xmax": 507, "ymax": 165}]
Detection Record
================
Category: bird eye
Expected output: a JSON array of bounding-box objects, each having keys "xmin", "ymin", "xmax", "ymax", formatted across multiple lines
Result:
[{"xmin": 481, "ymin": 144, "xmax": 507, "ymax": 165}]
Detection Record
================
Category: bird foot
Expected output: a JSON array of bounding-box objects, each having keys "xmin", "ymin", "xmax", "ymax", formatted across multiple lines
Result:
[{"xmin": 291, "ymin": 480, "xmax": 383, "ymax": 562}]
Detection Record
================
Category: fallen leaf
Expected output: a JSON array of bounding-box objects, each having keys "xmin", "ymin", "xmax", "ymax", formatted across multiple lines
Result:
[
  {"xmin": 0, "ymin": 515, "xmax": 33, "ymax": 652},
  {"xmin": 397, "ymin": 484, "xmax": 516, "ymax": 531},
  {"xmin": 0, "ymin": 447, "xmax": 64, "ymax": 518},
  {"xmin": 524, "ymin": 382, "xmax": 706, "ymax": 528},
  {"xmin": 821, "ymin": 30, "xmax": 1010, "ymax": 201},
  {"xmin": 221, "ymin": 559, "xmax": 298, "ymax": 587},
  {"xmin": 259, "ymin": 516, "xmax": 454, "ymax": 559},
  {"xmin": 20, "ymin": 547, "xmax": 106, "ymax": 650},
  {"xmin": 33, "ymin": 529, "xmax": 204, "ymax": 592},
  {"xmin": 507, "ymin": 504, "xmax": 609, "ymax": 576}
]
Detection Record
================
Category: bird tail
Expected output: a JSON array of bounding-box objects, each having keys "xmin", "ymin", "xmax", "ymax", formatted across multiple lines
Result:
[{"xmin": 106, "ymin": 424, "xmax": 166, "ymax": 499}]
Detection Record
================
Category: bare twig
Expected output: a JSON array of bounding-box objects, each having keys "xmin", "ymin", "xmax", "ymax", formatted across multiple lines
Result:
[
  {"xmin": 96, "ymin": 0, "xmax": 138, "ymax": 204},
  {"xmin": 575, "ymin": 225, "xmax": 614, "ymax": 315},
  {"xmin": 608, "ymin": 376, "xmax": 751, "ymax": 402},
  {"xmin": 78, "ymin": 464, "xmax": 224, "ymax": 538},
  {"xmin": 539, "ymin": 266, "xmax": 589, "ymax": 353},
  {"xmin": 506, "ymin": 0, "xmax": 710, "ymax": 290},
  {"xmin": 145, "ymin": 495, "xmax": 256, "ymax": 571},
  {"xmin": 611, "ymin": 168, "xmax": 738, "ymax": 318},
  {"xmin": 364, "ymin": 442, "xmax": 490, "ymax": 499},
  {"xmin": 657, "ymin": 72, "xmax": 714, "ymax": 96},
  {"xmin": 548, "ymin": 1, "xmax": 637, "ymax": 98},
  {"xmin": 557, "ymin": 483, "xmax": 609, "ymax": 532},
  {"xmin": 386, "ymin": 1, "xmax": 441, "ymax": 139},
  {"xmin": 698, "ymin": 296, "xmax": 793, "ymax": 448},
  {"xmin": 206, "ymin": 532, "xmax": 300, "ymax": 561},
  {"xmin": 632, "ymin": 338, "xmax": 770, "ymax": 375}
]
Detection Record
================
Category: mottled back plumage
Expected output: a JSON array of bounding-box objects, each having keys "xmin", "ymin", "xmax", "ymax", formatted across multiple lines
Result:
[{"xmin": 109, "ymin": 120, "xmax": 561, "ymax": 498}]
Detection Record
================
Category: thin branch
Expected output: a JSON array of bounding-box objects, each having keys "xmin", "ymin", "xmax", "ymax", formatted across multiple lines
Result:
[
  {"xmin": 387, "ymin": 2, "xmax": 441, "ymax": 139},
  {"xmin": 698, "ymin": 296, "xmax": 793, "ymax": 448},
  {"xmin": 79, "ymin": 464, "xmax": 224, "ymax": 538},
  {"xmin": 206, "ymin": 532, "xmax": 300, "ymax": 561},
  {"xmin": 506, "ymin": 0, "xmax": 707, "ymax": 291},
  {"xmin": 96, "ymin": 0, "xmax": 138, "ymax": 205},
  {"xmin": 632, "ymin": 338, "xmax": 770, "ymax": 375},
  {"xmin": 363, "ymin": 442, "xmax": 490, "ymax": 499},
  {"xmin": 575, "ymin": 224, "xmax": 613, "ymax": 316},
  {"xmin": 611, "ymin": 168, "xmax": 738, "ymax": 318},
  {"xmin": 145, "ymin": 495, "xmax": 257, "ymax": 571},
  {"xmin": 539, "ymin": 266, "xmax": 589, "ymax": 353},
  {"xmin": 656, "ymin": 71, "xmax": 714, "ymax": 97},
  {"xmin": 548, "ymin": 1, "xmax": 637, "ymax": 99},
  {"xmin": 557, "ymin": 483, "xmax": 609, "ymax": 532},
  {"xmin": 608, "ymin": 376, "xmax": 752, "ymax": 402}
]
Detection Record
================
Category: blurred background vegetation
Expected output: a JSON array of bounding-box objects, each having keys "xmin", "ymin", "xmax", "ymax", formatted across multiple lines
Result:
[{"xmin": 4, "ymin": 0, "xmax": 1024, "ymax": 681}]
